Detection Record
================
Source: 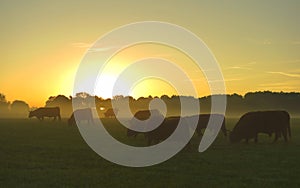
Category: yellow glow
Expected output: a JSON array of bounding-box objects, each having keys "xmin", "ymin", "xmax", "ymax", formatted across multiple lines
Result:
[
  {"xmin": 1, "ymin": 1, "xmax": 299, "ymax": 107},
  {"xmin": 94, "ymin": 43, "xmax": 210, "ymax": 99},
  {"xmin": 130, "ymin": 78, "xmax": 178, "ymax": 98}
]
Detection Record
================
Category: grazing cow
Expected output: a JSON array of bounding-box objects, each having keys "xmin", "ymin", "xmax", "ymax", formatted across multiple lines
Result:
[
  {"xmin": 145, "ymin": 116, "xmax": 192, "ymax": 147},
  {"xmin": 68, "ymin": 108, "xmax": 94, "ymax": 126},
  {"xmin": 190, "ymin": 114, "xmax": 227, "ymax": 137},
  {"xmin": 127, "ymin": 109, "xmax": 164, "ymax": 138},
  {"xmin": 104, "ymin": 108, "xmax": 118, "ymax": 118},
  {"xmin": 145, "ymin": 117, "xmax": 179, "ymax": 145},
  {"xmin": 230, "ymin": 111, "xmax": 291, "ymax": 143},
  {"xmin": 28, "ymin": 107, "xmax": 61, "ymax": 121}
]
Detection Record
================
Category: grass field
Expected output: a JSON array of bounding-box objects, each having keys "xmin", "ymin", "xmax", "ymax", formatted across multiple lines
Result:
[{"xmin": 0, "ymin": 118, "xmax": 300, "ymax": 187}]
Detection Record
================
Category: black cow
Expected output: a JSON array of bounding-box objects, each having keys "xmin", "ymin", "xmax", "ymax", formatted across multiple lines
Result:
[
  {"xmin": 145, "ymin": 116, "xmax": 191, "ymax": 146},
  {"xmin": 68, "ymin": 108, "xmax": 94, "ymax": 126},
  {"xmin": 230, "ymin": 111, "xmax": 291, "ymax": 143},
  {"xmin": 127, "ymin": 109, "xmax": 163, "ymax": 138},
  {"xmin": 190, "ymin": 114, "xmax": 227, "ymax": 137},
  {"xmin": 28, "ymin": 107, "xmax": 61, "ymax": 121}
]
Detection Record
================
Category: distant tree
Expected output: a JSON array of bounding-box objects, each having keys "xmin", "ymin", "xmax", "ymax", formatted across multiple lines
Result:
[
  {"xmin": 10, "ymin": 100, "xmax": 29, "ymax": 118},
  {"xmin": 0, "ymin": 93, "xmax": 10, "ymax": 117},
  {"xmin": 45, "ymin": 95, "xmax": 72, "ymax": 117},
  {"xmin": 160, "ymin": 95, "xmax": 170, "ymax": 100},
  {"xmin": 0, "ymin": 93, "xmax": 6, "ymax": 102},
  {"xmin": 76, "ymin": 92, "xmax": 91, "ymax": 99},
  {"xmin": 113, "ymin": 95, "xmax": 124, "ymax": 100}
]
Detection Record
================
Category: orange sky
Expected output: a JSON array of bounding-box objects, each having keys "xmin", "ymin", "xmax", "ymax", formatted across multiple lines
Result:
[{"xmin": 1, "ymin": 1, "xmax": 300, "ymax": 107}]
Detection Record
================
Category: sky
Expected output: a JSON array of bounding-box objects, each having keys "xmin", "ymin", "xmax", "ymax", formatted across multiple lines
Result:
[{"xmin": 0, "ymin": 0, "xmax": 300, "ymax": 107}]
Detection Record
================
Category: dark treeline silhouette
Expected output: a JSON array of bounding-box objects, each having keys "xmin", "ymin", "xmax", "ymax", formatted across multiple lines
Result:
[{"xmin": 0, "ymin": 91, "xmax": 300, "ymax": 118}]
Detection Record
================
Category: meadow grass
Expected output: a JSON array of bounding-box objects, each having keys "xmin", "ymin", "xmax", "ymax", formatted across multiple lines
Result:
[{"xmin": 0, "ymin": 118, "xmax": 300, "ymax": 187}]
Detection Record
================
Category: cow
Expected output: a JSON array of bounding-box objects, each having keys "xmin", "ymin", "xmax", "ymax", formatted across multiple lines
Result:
[
  {"xmin": 145, "ymin": 116, "xmax": 179, "ymax": 145},
  {"xmin": 104, "ymin": 108, "xmax": 118, "ymax": 118},
  {"xmin": 229, "ymin": 111, "xmax": 291, "ymax": 143},
  {"xmin": 127, "ymin": 109, "xmax": 164, "ymax": 138},
  {"xmin": 28, "ymin": 107, "xmax": 61, "ymax": 121},
  {"xmin": 190, "ymin": 114, "xmax": 227, "ymax": 137},
  {"xmin": 68, "ymin": 108, "xmax": 94, "ymax": 126},
  {"xmin": 144, "ymin": 116, "xmax": 193, "ymax": 149}
]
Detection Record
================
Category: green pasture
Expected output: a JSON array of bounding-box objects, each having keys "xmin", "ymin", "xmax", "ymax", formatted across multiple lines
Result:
[{"xmin": 0, "ymin": 118, "xmax": 300, "ymax": 187}]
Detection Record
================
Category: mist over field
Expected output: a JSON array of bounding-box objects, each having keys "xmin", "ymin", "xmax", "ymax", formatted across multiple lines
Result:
[{"xmin": 1, "ymin": 91, "xmax": 300, "ymax": 119}]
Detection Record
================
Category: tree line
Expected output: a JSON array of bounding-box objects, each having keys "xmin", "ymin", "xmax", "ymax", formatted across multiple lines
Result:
[{"xmin": 0, "ymin": 91, "xmax": 299, "ymax": 118}]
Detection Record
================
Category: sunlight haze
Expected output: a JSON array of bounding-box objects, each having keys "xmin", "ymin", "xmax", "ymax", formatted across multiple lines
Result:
[{"xmin": 1, "ymin": 1, "xmax": 299, "ymax": 106}]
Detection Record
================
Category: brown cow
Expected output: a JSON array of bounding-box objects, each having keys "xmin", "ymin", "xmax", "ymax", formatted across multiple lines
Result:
[
  {"xmin": 29, "ymin": 107, "xmax": 61, "ymax": 121},
  {"xmin": 68, "ymin": 108, "xmax": 94, "ymax": 126}
]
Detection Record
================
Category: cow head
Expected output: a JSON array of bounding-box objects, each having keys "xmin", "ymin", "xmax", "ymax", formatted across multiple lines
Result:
[
  {"xmin": 229, "ymin": 131, "xmax": 241, "ymax": 143},
  {"xmin": 28, "ymin": 111, "xmax": 34, "ymax": 118}
]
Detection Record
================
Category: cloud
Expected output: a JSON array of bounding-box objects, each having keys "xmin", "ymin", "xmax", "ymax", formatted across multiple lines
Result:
[
  {"xmin": 72, "ymin": 42, "xmax": 120, "ymax": 53},
  {"xmin": 267, "ymin": 71, "xmax": 300, "ymax": 78},
  {"xmin": 225, "ymin": 61, "xmax": 257, "ymax": 71},
  {"xmin": 207, "ymin": 78, "xmax": 243, "ymax": 83},
  {"xmin": 71, "ymin": 42, "xmax": 92, "ymax": 48},
  {"xmin": 259, "ymin": 82, "xmax": 288, "ymax": 87},
  {"xmin": 244, "ymin": 38, "xmax": 273, "ymax": 45},
  {"xmin": 87, "ymin": 46, "xmax": 119, "ymax": 53},
  {"xmin": 225, "ymin": 78, "xmax": 244, "ymax": 82},
  {"xmin": 291, "ymin": 41, "xmax": 300, "ymax": 45},
  {"xmin": 227, "ymin": 66, "xmax": 252, "ymax": 70}
]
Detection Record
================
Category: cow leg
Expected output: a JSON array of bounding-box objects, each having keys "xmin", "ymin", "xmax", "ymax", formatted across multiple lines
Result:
[
  {"xmin": 245, "ymin": 139, "xmax": 249, "ymax": 144},
  {"xmin": 273, "ymin": 132, "xmax": 279, "ymax": 143},
  {"xmin": 254, "ymin": 135, "xmax": 258, "ymax": 143},
  {"xmin": 282, "ymin": 129, "xmax": 288, "ymax": 142}
]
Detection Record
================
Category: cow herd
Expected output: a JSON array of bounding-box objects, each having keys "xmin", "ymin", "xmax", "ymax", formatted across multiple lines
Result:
[{"xmin": 28, "ymin": 107, "xmax": 291, "ymax": 144}]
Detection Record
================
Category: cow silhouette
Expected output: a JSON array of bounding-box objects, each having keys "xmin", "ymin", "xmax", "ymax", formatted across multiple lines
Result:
[
  {"xmin": 28, "ymin": 107, "xmax": 61, "ymax": 121},
  {"xmin": 127, "ymin": 109, "xmax": 163, "ymax": 138},
  {"xmin": 68, "ymin": 108, "xmax": 94, "ymax": 126},
  {"xmin": 230, "ymin": 111, "xmax": 291, "ymax": 143}
]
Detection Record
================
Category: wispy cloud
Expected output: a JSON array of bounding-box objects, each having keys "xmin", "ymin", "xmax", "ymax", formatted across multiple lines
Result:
[
  {"xmin": 226, "ymin": 66, "xmax": 252, "ymax": 70},
  {"xmin": 71, "ymin": 42, "xmax": 92, "ymax": 48},
  {"xmin": 225, "ymin": 78, "xmax": 244, "ymax": 82},
  {"xmin": 72, "ymin": 42, "xmax": 120, "ymax": 53},
  {"xmin": 245, "ymin": 38, "xmax": 273, "ymax": 45},
  {"xmin": 259, "ymin": 82, "xmax": 288, "ymax": 87},
  {"xmin": 225, "ymin": 61, "xmax": 257, "ymax": 71},
  {"xmin": 268, "ymin": 71, "xmax": 300, "ymax": 78},
  {"xmin": 207, "ymin": 78, "xmax": 243, "ymax": 83},
  {"xmin": 291, "ymin": 41, "xmax": 300, "ymax": 45},
  {"xmin": 88, "ymin": 46, "xmax": 120, "ymax": 53}
]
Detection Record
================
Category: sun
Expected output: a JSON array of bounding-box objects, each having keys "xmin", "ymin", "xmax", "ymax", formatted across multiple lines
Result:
[{"xmin": 94, "ymin": 73, "xmax": 118, "ymax": 99}]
